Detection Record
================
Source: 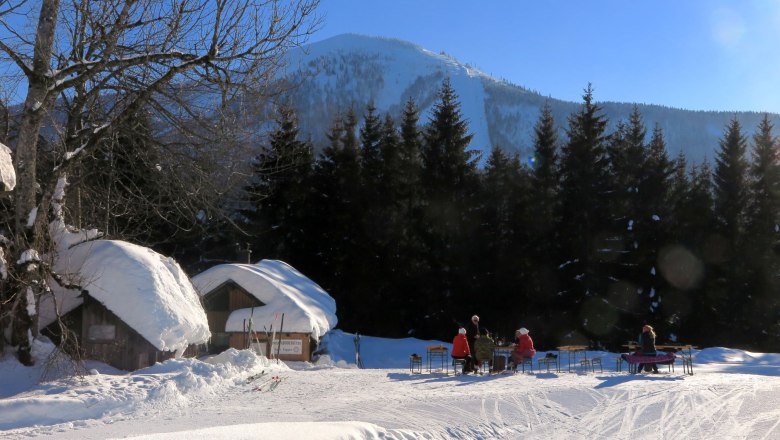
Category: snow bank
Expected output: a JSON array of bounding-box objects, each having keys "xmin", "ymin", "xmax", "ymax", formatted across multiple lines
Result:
[{"xmin": 0, "ymin": 341, "xmax": 282, "ymax": 431}]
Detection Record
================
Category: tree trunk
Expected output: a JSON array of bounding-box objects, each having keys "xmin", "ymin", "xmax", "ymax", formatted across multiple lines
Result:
[{"xmin": 10, "ymin": 0, "xmax": 61, "ymax": 365}]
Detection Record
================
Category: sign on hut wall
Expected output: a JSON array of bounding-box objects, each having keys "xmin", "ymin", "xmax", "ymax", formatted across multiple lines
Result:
[{"xmin": 232, "ymin": 332, "xmax": 311, "ymax": 361}]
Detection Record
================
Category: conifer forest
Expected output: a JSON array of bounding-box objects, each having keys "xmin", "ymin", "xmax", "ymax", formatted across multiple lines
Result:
[{"xmin": 135, "ymin": 81, "xmax": 780, "ymax": 352}]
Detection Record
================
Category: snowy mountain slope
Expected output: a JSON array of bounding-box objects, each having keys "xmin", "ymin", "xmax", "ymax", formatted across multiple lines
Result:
[
  {"xmin": 281, "ymin": 34, "xmax": 780, "ymax": 165},
  {"xmin": 283, "ymin": 34, "xmax": 492, "ymax": 161}
]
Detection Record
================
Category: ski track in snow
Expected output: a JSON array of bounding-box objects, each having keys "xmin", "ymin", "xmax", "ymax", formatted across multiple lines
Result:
[{"xmin": 5, "ymin": 366, "xmax": 780, "ymax": 439}]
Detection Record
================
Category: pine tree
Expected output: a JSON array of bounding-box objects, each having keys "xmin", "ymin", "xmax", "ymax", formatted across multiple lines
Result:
[
  {"xmin": 360, "ymin": 102, "xmax": 383, "ymax": 191},
  {"xmin": 418, "ymin": 79, "xmax": 479, "ymax": 339},
  {"xmin": 475, "ymin": 147, "xmax": 532, "ymax": 338},
  {"xmin": 604, "ymin": 107, "xmax": 648, "ymax": 328},
  {"xmin": 744, "ymin": 115, "xmax": 780, "ymax": 347},
  {"xmin": 393, "ymin": 99, "xmax": 431, "ymax": 337},
  {"xmin": 714, "ymin": 117, "xmax": 750, "ymax": 246},
  {"xmin": 354, "ymin": 103, "xmax": 394, "ymax": 334},
  {"xmin": 309, "ymin": 111, "xmax": 363, "ymax": 331},
  {"xmin": 556, "ymin": 84, "xmax": 612, "ymax": 341},
  {"xmin": 636, "ymin": 125, "xmax": 676, "ymax": 336},
  {"xmin": 240, "ymin": 105, "xmax": 314, "ymax": 263},
  {"xmin": 526, "ymin": 101, "xmax": 561, "ymax": 338},
  {"xmin": 712, "ymin": 117, "xmax": 750, "ymax": 339}
]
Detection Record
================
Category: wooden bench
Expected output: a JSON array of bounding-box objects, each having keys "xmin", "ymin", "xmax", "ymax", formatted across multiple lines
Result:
[
  {"xmin": 538, "ymin": 355, "xmax": 559, "ymax": 372},
  {"xmin": 621, "ymin": 353, "xmax": 676, "ymax": 373},
  {"xmin": 452, "ymin": 358, "xmax": 466, "ymax": 375},
  {"xmin": 409, "ymin": 354, "xmax": 422, "ymax": 374}
]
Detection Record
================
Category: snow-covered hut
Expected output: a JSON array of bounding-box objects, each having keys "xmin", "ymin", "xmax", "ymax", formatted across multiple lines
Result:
[
  {"xmin": 39, "ymin": 239, "xmax": 211, "ymax": 371},
  {"xmin": 191, "ymin": 260, "xmax": 337, "ymax": 361}
]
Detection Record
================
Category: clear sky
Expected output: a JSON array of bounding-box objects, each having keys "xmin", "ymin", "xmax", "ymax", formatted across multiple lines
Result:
[{"xmin": 311, "ymin": 0, "xmax": 780, "ymax": 114}]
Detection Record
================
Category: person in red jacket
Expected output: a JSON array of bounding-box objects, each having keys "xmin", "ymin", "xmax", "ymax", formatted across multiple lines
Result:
[
  {"xmin": 511, "ymin": 327, "xmax": 537, "ymax": 367},
  {"xmin": 451, "ymin": 327, "xmax": 476, "ymax": 374}
]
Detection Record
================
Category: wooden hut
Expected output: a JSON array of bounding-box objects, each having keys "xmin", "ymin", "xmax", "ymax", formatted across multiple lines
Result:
[
  {"xmin": 40, "ymin": 239, "xmax": 211, "ymax": 371},
  {"xmin": 193, "ymin": 260, "xmax": 337, "ymax": 362}
]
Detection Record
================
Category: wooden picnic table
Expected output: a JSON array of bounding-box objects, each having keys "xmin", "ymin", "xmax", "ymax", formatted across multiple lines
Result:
[
  {"xmin": 622, "ymin": 342, "xmax": 697, "ymax": 374},
  {"xmin": 492, "ymin": 347, "xmax": 513, "ymax": 372},
  {"xmin": 426, "ymin": 345, "xmax": 449, "ymax": 373},
  {"xmin": 557, "ymin": 345, "xmax": 589, "ymax": 372}
]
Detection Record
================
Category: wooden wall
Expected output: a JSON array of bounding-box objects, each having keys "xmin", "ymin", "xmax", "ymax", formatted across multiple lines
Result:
[
  {"xmin": 202, "ymin": 281, "xmax": 316, "ymax": 361},
  {"xmin": 80, "ymin": 296, "xmax": 196, "ymax": 371}
]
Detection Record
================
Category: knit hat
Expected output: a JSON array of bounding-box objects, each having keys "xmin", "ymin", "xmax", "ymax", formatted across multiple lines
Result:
[
  {"xmin": 518, "ymin": 327, "xmax": 529, "ymax": 335},
  {"xmin": 458, "ymin": 327, "xmax": 467, "ymax": 334}
]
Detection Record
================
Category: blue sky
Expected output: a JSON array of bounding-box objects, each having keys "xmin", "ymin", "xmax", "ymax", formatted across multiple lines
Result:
[{"xmin": 312, "ymin": 0, "xmax": 780, "ymax": 114}]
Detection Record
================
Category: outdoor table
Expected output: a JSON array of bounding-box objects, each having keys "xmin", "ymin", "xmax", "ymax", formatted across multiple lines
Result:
[
  {"xmin": 657, "ymin": 344, "xmax": 697, "ymax": 375},
  {"xmin": 622, "ymin": 342, "xmax": 697, "ymax": 375},
  {"xmin": 492, "ymin": 347, "xmax": 512, "ymax": 372},
  {"xmin": 557, "ymin": 345, "xmax": 588, "ymax": 372},
  {"xmin": 426, "ymin": 345, "xmax": 449, "ymax": 373}
]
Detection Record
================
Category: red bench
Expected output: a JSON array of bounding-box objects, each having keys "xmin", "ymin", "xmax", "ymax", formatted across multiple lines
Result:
[{"xmin": 621, "ymin": 353, "xmax": 676, "ymax": 373}]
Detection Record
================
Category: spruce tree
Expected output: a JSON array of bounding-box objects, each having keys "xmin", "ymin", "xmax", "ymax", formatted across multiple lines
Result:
[
  {"xmin": 309, "ymin": 111, "xmax": 363, "ymax": 332},
  {"xmin": 526, "ymin": 101, "xmax": 561, "ymax": 340},
  {"xmin": 604, "ymin": 107, "xmax": 648, "ymax": 332},
  {"xmin": 712, "ymin": 117, "xmax": 750, "ymax": 339},
  {"xmin": 744, "ymin": 115, "xmax": 780, "ymax": 346},
  {"xmin": 556, "ymin": 84, "xmax": 612, "ymax": 343},
  {"xmin": 476, "ymin": 147, "xmax": 532, "ymax": 339},
  {"xmin": 240, "ymin": 105, "xmax": 314, "ymax": 263},
  {"xmin": 636, "ymin": 125, "xmax": 676, "ymax": 338},
  {"xmin": 360, "ymin": 102, "xmax": 383, "ymax": 192},
  {"xmin": 418, "ymin": 79, "xmax": 479, "ymax": 339},
  {"xmin": 354, "ymin": 103, "xmax": 394, "ymax": 334},
  {"xmin": 714, "ymin": 117, "xmax": 749, "ymax": 245}
]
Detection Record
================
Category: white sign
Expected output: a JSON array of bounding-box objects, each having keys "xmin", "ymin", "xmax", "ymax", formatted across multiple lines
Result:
[{"xmin": 270, "ymin": 339, "xmax": 303, "ymax": 355}]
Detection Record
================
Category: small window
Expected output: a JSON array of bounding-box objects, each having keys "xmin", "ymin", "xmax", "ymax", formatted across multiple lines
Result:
[{"xmin": 88, "ymin": 324, "xmax": 116, "ymax": 342}]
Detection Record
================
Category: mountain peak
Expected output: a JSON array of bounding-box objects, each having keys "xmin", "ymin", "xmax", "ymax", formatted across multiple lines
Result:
[{"xmin": 281, "ymin": 34, "xmax": 780, "ymax": 165}]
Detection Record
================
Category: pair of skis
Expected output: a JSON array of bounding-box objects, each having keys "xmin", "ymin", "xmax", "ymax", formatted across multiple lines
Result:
[
  {"xmin": 261, "ymin": 312, "xmax": 285, "ymax": 362},
  {"xmin": 251, "ymin": 375, "xmax": 284, "ymax": 392},
  {"xmin": 246, "ymin": 370, "xmax": 266, "ymax": 383}
]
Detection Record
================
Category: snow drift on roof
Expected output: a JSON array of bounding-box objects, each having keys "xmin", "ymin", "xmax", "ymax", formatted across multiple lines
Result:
[
  {"xmin": 50, "ymin": 239, "xmax": 211, "ymax": 354},
  {"xmin": 191, "ymin": 260, "xmax": 337, "ymax": 340}
]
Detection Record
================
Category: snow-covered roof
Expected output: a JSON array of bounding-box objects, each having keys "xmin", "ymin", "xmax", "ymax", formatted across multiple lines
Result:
[
  {"xmin": 0, "ymin": 142, "xmax": 16, "ymax": 191},
  {"xmin": 43, "ymin": 239, "xmax": 211, "ymax": 354},
  {"xmin": 191, "ymin": 260, "xmax": 337, "ymax": 340}
]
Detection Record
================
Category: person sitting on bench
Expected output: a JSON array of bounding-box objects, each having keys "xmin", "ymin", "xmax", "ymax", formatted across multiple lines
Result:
[
  {"xmin": 639, "ymin": 324, "xmax": 659, "ymax": 373},
  {"xmin": 510, "ymin": 327, "xmax": 536, "ymax": 368},
  {"xmin": 451, "ymin": 327, "xmax": 477, "ymax": 374}
]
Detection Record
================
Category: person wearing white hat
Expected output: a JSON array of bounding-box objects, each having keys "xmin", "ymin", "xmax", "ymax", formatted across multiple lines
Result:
[
  {"xmin": 466, "ymin": 315, "xmax": 481, "ymax": 370},
  {"xmin": 451, "ymin": 327, "xmax": 476, "ymax": 374},
  {"xmin": 511, "ymin": 327, "xmax": 536, "ymax": 367}
]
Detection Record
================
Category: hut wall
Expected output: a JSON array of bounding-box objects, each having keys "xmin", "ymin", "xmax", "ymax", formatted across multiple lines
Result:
[
  {"xmin": 80, "ymin": 297, "xmax": 194, "ymax": 371},
  {"xmin": 231, "ymin": 331, "xmax": 312, "ymax": 361}
]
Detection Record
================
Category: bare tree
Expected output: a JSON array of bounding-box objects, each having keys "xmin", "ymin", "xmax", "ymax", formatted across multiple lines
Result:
[{"xmin": 0, "ymin": 0, "xmax": 320, "ymax": 364}]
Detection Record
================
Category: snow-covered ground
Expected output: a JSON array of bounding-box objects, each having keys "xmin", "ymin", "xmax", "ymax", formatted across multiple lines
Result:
[{"xmin": 2, "ymin": 330, "xmax": 780, "ymax": 439}]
